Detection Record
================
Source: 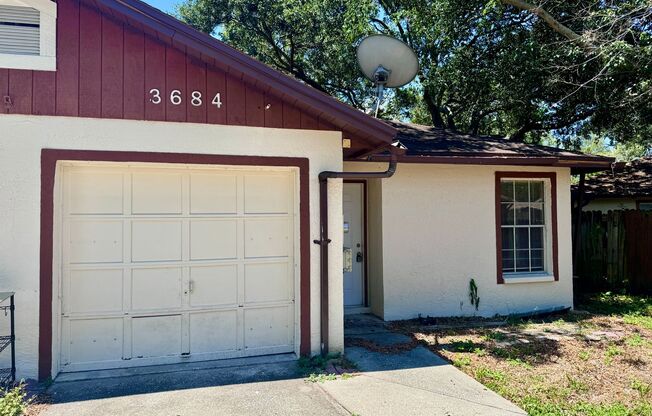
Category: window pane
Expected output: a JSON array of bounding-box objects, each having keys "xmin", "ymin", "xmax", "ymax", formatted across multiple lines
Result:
[
  {"xmin": 515, "ymin": 181, "xmax": 529, "ymax": 202},
  {"xmin": 515, "ymin": 228, "xmax": 529, "ymax": 250},
  {"xmin": 531, "ymin": 249, "xmax": 544, "ymax": 271},
  {"xmin": 531, "ymin": 203, "xmax": 544, "ymax": 225},
  {"xmin": 501, "ymin": 203, "xmax": 514, "ymax": 225},
  {"xmin": 530, "ymin": 227, "xmax": 543, "ymax": 249},
  {"xmin": 502, "ymin": 228, "xmax": 514, "ymax": 249},
  {"xmin": 515, "ymin": 203, "xmax": 529, "ymax": 225},
  {"xmin": 516, "ymin": 250, "xmax": 530, "ymax": 271},
  {"xmin": 501, "ymin": 181, "xmax": 514, "ymax": 202},
  {"xmin": 502, "ymin": 250, "xmax": 514, "ymax": 272},
  {"xmin": 530, "ymin": 181, "xmax": 544, "ymax": 202}
]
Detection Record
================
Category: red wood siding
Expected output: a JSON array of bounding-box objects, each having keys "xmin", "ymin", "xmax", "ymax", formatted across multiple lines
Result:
[{"xmin": 0, "ymin": 0, "xmax": 340, "ymax": 134}]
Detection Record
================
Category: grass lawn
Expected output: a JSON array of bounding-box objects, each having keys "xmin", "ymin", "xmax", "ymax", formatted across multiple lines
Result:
[{"xmin": 397, "ymin": 293, "xmax": 652, "ymax": 416}]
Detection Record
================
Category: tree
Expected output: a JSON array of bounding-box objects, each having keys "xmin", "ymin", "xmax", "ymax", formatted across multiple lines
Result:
[{"xmin": 176, "ymin": 0, "xmax": 652, "ymax": 148}]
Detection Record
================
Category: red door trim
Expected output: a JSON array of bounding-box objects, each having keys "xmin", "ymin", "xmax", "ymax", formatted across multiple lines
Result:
[
  {"xmin": 39, "ymin": 149, "xmax": 311, "ymax": 380},
  {"xmin": 495, "ymin": 172, "xmax": 559, "ymax": 284}
]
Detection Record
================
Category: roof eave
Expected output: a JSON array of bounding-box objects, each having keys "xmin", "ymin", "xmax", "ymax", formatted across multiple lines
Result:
[{"xmin": 361, "ymin": 154, "xmax": 614, "ymax": 173}]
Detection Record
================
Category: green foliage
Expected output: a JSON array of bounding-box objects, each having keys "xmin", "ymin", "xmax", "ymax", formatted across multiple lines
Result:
[
  {"xmin": 0, "ymin": 385, "xmax": 27, "ymax": 416},
  {"xmin": 580, "ymin": 293, "xmax": 652, "ymax": 330},
  {"xmin": 306, "ymin": 373, "xmax": 337, "ymax": 383},
  {"xmin": 177, "ymin": 0, "xmax": 652, "ymax": 149},
  {"xmin": 630, "ymin": 378, "xmax": 651, "ymax": 398},
  {"xmin": 452, "ymin": 356, "xmax": 471, "ymax": 368},
  {"xmin": 468, "ymin": 278, "xmax": 480, "ymax": 311}
]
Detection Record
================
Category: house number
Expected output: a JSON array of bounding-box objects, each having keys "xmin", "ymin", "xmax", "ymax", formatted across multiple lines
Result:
[{"xmin": 148, "ymin": 89, "xmax": 223, "ymax": 109}]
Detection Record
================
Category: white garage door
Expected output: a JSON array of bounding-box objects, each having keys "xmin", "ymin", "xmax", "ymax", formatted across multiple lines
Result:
[{"xmin": 58, "ymin": 163, "xmax": 297, "ymax": 372}]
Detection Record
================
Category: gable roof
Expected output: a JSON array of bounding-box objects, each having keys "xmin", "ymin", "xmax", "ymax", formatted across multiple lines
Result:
[
  {"xmin": 365, "ymin": 121, "xmax": 614, "ymax": 173},
  {"xmin": 85, "ymin": 0, "xmax": 396, "ymax": 152},
  {"xmin": 579, "ymin": 157, "xmax": 652, "ymax": 199}
]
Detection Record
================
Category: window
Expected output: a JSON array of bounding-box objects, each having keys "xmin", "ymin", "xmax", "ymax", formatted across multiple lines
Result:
[
  {"xmin": 495, "ymin": 172, "xmax": 559, "ymax": 283},
  {"xmin": 0, "ymin": 0, "xmax": 56, "ymax": 71},
  {"xmin": 500, "ymin": 180, "xmax": 545, "ymax": 273}
]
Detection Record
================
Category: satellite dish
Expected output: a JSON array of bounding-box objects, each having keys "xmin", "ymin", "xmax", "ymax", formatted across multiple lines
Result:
[{"xmin": 356, "ymin": 34, "xmax": 419, "ymax": 116}]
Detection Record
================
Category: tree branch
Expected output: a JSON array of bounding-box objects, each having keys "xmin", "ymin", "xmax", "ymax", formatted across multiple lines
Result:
[{"xmin": 501, "ymin": 0, "xmax": 589, "ymax": 48}]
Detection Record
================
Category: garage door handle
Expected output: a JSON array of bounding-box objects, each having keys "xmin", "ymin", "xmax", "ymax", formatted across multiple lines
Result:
[{"xmin": 188, "ymin": 280, "xmax": 194, "ymax": 293}]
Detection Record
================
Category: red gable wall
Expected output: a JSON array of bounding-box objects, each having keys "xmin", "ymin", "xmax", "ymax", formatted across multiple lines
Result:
[{"xmin": 0, "ymin": 0, "xmax": 334, "ymax": 132}]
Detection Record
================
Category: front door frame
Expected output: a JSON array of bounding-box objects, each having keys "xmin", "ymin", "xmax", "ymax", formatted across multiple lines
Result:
[
  {"xmin": 343, "ymin": 180, "xmax": 368, "ymax": 307},
  {"xmin": 40, "ymin": 149, "xmax": 311, "ymax": 381}
]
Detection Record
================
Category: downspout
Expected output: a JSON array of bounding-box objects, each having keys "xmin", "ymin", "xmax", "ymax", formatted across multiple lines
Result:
[{"xmin": 314, "ymin": 150, "xmax": 398, "ymax": 355}]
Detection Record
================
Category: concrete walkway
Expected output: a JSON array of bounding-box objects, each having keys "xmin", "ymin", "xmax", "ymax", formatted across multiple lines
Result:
[{"xmin": 39, "ymin": 315, "xmax": 525, "ymax": 416}]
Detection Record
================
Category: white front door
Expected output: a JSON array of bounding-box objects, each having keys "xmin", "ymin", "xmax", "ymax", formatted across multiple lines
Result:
[
  {"xmin": 343, "ymin": 182, "xmax": 364, "ymax": 307},
  {"xmin": 58, "ymin": 163, "xmax": 297, "ymax": 372}
]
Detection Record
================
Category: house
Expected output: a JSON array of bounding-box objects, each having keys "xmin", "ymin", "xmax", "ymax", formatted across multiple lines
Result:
[
  {"xmin": 576, "ymin": 158, "xmax": 652, "ymax": 212},
  {"xmin": 0, "ymin": 0, "xmax": 612, "ymax": 382}
]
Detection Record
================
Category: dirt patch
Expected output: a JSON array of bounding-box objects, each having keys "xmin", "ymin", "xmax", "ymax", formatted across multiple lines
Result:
[{"xmin": 396, "ymin": 294, "xmax": 652, "ymax": 415}]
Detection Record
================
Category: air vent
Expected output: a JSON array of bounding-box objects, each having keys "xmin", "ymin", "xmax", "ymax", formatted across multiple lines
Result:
[{"xmin": 0, "ymin": 5, "xmax": 40, "ymax": 56}]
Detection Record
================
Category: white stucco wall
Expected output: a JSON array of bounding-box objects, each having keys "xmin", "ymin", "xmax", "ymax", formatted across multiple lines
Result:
[
  {"xmin": 583, "ymin": 198, "xmax": 637, "ymax": 212},
  {"xmin": 345, "ymin": 162, "xmax": 574, "ymax": 321},
  {"xmin": 0, "ymin": 114, "xmax": 344, "ymax": 380}
]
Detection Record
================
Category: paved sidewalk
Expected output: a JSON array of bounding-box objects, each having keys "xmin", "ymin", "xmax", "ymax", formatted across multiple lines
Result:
[{"xmin": 39, "ymin": 315, "xmax": 525, "ymax": 416}]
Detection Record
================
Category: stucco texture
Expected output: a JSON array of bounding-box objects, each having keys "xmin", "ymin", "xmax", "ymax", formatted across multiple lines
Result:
[
  {"xmin": 0, "ymin": 114, "xmax": 344, "ymax": 379},
  {"xmin": 345, "ymin": 162, "xmax": 574, "ymax": 321}
]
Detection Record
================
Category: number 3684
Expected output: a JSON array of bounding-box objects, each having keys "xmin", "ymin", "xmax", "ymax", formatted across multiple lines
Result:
[{"xmin": 148, "ymin": 89, "xmax": 222, "ymax": 108}]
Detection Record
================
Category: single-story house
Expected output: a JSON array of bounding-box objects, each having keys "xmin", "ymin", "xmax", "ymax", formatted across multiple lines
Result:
[
  {"xmin": 576, "ymin": 158, "xmax": 652, "ymax": 212},
  {"xmin": 0, "ymin": 0, "xmax": 612, "ymax": 381}
]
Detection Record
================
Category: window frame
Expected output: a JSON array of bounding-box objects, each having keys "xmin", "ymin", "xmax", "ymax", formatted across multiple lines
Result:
[
  {"xmin": 495, "ymin": 172, "xmax": 558, "ymax": 284},
  {"xmin": 0, "ymin": 0, "xmax": 57, "ymax": 71}
]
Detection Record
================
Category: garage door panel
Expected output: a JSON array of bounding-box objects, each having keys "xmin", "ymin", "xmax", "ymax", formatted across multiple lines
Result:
[
  {"xmin": 132, "ymin": 268, "xmax": 183, "ymax": 311},
  {"xmin": 65, "ymin": 269, "xmax": 123, "ymax": 314},
  {"xmin": 69, "ymin": 220, "xmax": 123, "ymax": 264},
  {"xmin": 244, "ymin": 175, "xmax": 290, "ymax": 214},
  {"xmin": 67, "ymin": 170, "xmax": 123, "ymax": 215},
  {"xmin": 132, "ymin": 173, "xmax": 183, "ymax": 215},
  {"xmin": 244, "ymin": 262, "xmax": 291, "ymax": 304},
  {"xmin": 190, "ymin": 219, "xmax": 237, "ymax": 261},
  {"xmin": 189, "ymin": 265, "xmax": 237, "ymax": 307},
  {"xmin": 61, "ymin": 164, "xmax": 297, "ymax": 372},
  {"xmin": 244, "ymin": 306, "xmax": 293, "ymax": 351},
  {"xmin": 68, "ymin": 318, "xmax": 123, "ymax": 364},
  {"xmin": 189, "ymin": 311, "xmax": 238, "ymax": 354},
  {"xmin": 190, "ymin": 174, "xmax": 237, "ymax": 214},
  {"xmin": 244, "ymin": 218, "xmax": 290, "ymax": 258},
  {"xmin": 132, "ymin": 315, "xmax": 182, "ymax": 358},
  {"xmin": 132, "ymin": 220, "xmax": 182, "ymax": 262}
]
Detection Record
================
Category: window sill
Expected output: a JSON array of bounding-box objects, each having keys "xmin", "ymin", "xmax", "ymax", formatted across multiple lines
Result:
[
  {"xmin": 503, "ymin": 274, "xmax": 555, "ymax": 284},
  {"xmin": 0, "ymin": 54, "xmax": 56, "ymax": 72}
]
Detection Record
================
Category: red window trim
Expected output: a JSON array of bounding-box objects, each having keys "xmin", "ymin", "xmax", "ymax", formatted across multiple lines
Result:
[
  {"xmin": 495, "ymin": 172, "xmax": 559, "ymax": 284},
  {"xmin": 40, "ymin": 149, "xmax": 311, "ymax": 381}
]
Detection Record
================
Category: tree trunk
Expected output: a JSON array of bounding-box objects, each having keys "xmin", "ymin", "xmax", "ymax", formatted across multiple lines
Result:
[{"xmin": 423, "ymin": 88, "xmax": 446, "ymax": 128}]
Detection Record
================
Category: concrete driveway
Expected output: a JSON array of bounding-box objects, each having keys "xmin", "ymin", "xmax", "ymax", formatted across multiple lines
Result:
[{"xmin": 39, "ymin": 315, "xmax": 525, "ymax": 416}]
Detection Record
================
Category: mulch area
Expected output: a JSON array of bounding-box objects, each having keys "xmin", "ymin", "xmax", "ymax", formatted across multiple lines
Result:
[{"xmin": 388, "ymin": 299, "xmax": 652, "ymax": 415}]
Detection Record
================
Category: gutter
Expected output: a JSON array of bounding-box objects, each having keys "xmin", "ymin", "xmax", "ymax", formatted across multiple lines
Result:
[{"xmin": 314, "ymin": 150, "xmax": 399, "ymax": 355}]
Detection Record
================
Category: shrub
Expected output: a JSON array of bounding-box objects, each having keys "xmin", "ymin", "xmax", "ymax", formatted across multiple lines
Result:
[{"xmin": 0, "ymin": 385, "xmax": 27, "ymax": 416}]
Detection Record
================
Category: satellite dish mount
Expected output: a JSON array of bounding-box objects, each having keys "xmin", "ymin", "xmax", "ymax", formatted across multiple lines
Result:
[{"xmin": 356, "ymin": 35, "xmax": 419, "ymax": 118}]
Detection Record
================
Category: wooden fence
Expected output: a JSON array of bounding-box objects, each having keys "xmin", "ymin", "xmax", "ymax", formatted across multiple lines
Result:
[{"xmin": 575, "ymin": 210, "xmax": 652, "ymax": 294}]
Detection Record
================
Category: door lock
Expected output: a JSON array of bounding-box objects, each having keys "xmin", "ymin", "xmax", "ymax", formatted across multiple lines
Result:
[{"xmin": 356, "ymin": 251, "xmax": 363, "ymax": 262}]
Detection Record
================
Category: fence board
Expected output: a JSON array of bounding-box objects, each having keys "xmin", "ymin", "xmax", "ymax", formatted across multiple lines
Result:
[{"xmin": 575, "ymin": 210, "xmax": 652, "ymax": 294}]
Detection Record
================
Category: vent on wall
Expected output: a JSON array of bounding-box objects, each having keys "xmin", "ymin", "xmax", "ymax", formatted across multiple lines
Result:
[{"xmin": 0, "ymin": 5, "xmax": 40, "ymax": 56}]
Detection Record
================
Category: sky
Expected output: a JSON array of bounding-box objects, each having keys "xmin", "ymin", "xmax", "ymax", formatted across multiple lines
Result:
[{"xmin": 145, "ymin": 0, "xmax": 177, "ymax": 13}]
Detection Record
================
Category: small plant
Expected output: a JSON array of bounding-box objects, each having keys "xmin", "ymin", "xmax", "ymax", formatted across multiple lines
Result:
[
  {"xmin": 483, "ymin": 331, "xmax": 507, "ymax": 342},
  {"xmin": 468, "ymin": 278, "xmax": 480, "ymax": 311},
  {"xmin": 453, "ymin": 356, "xmax": 472, "ymax": 368},
  {"xmin": 625, "ymin": 333, "xmax": 645, "ymax": 347},
  {"xmin": 566, "ymin": 375, "xmax": 589, "ymax": 393},
  {"xmin": 578, "ymin": 350, "xmax": 590, "ymax": 361},
  {"xmin": 0, "ymin": 385, "xmax": 28, "ymax": 416},
  {"xmin": 630, "ymin": 378, "xmax": 651, "ymax": 398},
  {"xmin": 307, "ymin": 373, "xmax": 337, "ymax": 383},
  {"xmin": 507, "ymin": 358, "xmax": 532, "ymax": 369}
]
